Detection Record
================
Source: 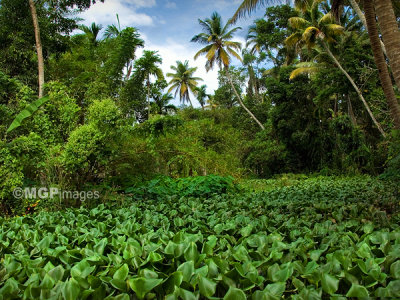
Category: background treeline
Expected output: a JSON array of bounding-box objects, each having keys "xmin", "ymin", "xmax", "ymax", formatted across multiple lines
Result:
[{"xmin": 1, "ymin": 0, "xmax": 400, "ymax": 214}]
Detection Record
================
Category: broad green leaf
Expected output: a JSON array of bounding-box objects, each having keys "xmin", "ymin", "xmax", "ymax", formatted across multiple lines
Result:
[
  {"xmin": 198, "ymin": 276, "xmax": 216, "ymax": 298},
  {"xmin": 321, "ymin": 273, "xmax": 339, "ymax": 295},
  {"xmin": 127, "ymin": 277, "xmax": 163, "ymax": 299},
  {"xmin": 224, "ymin": 287, "xmax": 246, "ymax": 300},
  {"xmin": 177, "ymin": 261, "xmax": 195, "ymax": 282},
  {"xmin": 113, "ymin": 264, "xmax": 129, "ymax": 281},
  {"xmin": 7, "ymin": 96, "xmax": 50, "ymax": 133},
  {"xmin": 391, "ymin": 261, "xmax": 400, "ymax": 279},
  {"xmin": 346, "ymin": 284, "xmax": 369, "ymax": 298},
  {"xmin": 62, "ymin": 278, "xmax": 80, "ymax": 300},
  {"xmin": 184, "ymin": 242, "xmax": 199, "ymax": 262}
]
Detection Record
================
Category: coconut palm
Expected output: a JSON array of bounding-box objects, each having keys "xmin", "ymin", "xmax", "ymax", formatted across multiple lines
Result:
[
  {"xmin": 195, "ymin": 85, "xmax": 210, "ymax": 109},
  {"xmin": 166, "ymin": 61, "xmax": 202, "ymax": 107},
  {"xmin": 332, "ymin": 0, "xmax": 400, "ymax": 129},
  {"xmin": 191, "ymin": 12, "xmax": 265, "ymax": 130},
  {"xmin": 286, "ymin": 1, "xmax": 385, "ymax": 136},
  {"xmin": 134, "ymin": 51, "xmax": 164, "ymax": 119}
]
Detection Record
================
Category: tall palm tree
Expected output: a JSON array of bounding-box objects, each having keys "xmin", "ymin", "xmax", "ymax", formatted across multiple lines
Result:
[
  {"xmin": 167, "ymin": 61, "xmax": 202, "ymax": 107},
  {"xmin": 28, "ymin": 0, "xmax": 44, "ymax": 98},
  {"xmin": 78, "ymin": 22, "xmax": 103, "ymax": 46},
  {"xmin": 364, "ymin": 0, "xmax": 400, "ymax": 129},
  {"xmin": 134, "ymin": 51, "xmax": 164, "ymax": 119},
  {"xmin": 374, "ymin": 0, "xmax": 400, "ymax": 99},
  {"xmin": 332, "ymin": 0, "xmax": 400, "ymax": 129},
  {"xmin": 195, "ymin": 85, "xmax": 210, "ymax": 109},
  {"xmin": 286, "ymin": 1, "xmax": 386, "ymax": 136},
  {"xmin": 191, "ymin": 12, "xmax": 265, "ymax": 130}
]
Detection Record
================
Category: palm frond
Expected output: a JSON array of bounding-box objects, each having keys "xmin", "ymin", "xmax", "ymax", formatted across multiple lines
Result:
[{"xmin": 288, "ymin": 17, "xmax": 310, "ymax": 29}]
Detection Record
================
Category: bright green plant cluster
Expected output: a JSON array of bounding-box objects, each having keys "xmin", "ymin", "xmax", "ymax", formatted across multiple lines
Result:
[
  {"xmin": 125, "ymin": 175, "xmax": 236, "ymax": 200},
  {"xmin": 1, "ymin": 177, "xmax": 400, "ymax": 299}
]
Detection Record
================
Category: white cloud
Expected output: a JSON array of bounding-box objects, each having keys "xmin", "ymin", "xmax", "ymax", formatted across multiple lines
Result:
[
  {"xmin": 165, "ymin": 1, "xmax": 177, "ymax": 9},
  {"xmin": 79, "ymin": 0, "xmax": 155, "ymax": 28}
]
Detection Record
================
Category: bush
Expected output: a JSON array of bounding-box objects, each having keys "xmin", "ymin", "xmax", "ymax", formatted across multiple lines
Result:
[{"xmin": 125, "ymin": 175, "xmax": 236, "ymax": 200}]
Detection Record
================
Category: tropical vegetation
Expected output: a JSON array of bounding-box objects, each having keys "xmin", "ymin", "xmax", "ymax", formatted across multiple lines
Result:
[{"xmin": 1, "ymin": 0, "xmax": 400, "ymax": 298}]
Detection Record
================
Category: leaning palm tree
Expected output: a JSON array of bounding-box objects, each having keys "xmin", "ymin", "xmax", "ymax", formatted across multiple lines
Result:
[
  {"xmin": 167, "ymin": 61, "xmax": 203, "ymax": 107},
  {"xmin": 195, "ymin": 85, "xmax": 210, "ymax": 109},
  {"xmin": 191, "ymin": 12, "xmax": 265, "ymax": 130},
  {"xmin": 286, "ymin": 1, "xmax": 386, "ymax": 136},
  {"xmin": 332, "ymin": 0, "xmax": 400, "ymax": 129},
  {"xmin": 134, "ymin": 51, "xmax": 164, "ymax": 119}
]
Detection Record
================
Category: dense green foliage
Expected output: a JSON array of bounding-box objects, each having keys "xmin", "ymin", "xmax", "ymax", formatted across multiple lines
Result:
[{"xmin": 1, "ymin": 177, "xmax": 400, "ymax": 299}]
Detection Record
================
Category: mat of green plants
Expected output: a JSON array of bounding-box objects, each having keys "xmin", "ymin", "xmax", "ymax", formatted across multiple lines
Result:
[{"xmin": 1, "ymin": 176, "xmax": 400, "ymax": 299}]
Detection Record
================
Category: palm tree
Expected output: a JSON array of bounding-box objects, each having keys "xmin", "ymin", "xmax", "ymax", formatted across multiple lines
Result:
[
  {"xmin": 78, "ymin": 22, "xmax": 103, "ymax": 46},
  {"xmin": 191, "ymin": 12, "xmax": 265, "ymax": 130},
  {"xmin": 28, "ymin": 0, "xmax": 44, "ymax": 98},
  {"xmin": 151, "ymin": 92, "xmax": 177, "ymax": 115},
  {"xmin": 364, "ymin": 1, "xmax": 400, "ymax": 129},
  {"xmin": 374, "ymin": 0, "xmax": 400, "ymax": 103},
  {"xmin": 134, "ymin": 51, "xmax": 164, "ymax": 119},
  {"xmin": 286, "ymin": 1, "xmax": 386, "ymax": 136},
  {"xmin": 104, "ymin": 14, "xmax": 121, "ymax": 39},
  {"xmin": 167, "ymin": 61, "xmax": 203, "ymax": 107},
  {"xmin": 332, "ymin": 0, "xmax": 400, "ymax": 129},
  {"xmin": 195, "ymin": 85, "xmax": 210, "ymax": 109}
]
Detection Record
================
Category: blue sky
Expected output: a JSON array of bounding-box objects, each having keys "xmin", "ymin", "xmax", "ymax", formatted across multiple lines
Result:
[{"xmin": 79, "ymin": 0, "xmax": 266, "ymax": 106}]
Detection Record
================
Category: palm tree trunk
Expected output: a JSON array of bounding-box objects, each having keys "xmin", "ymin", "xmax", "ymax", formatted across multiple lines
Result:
[
  {"xmin": 28, "ymin": 0, "xmax": 44, "ymax": 98},
  {"xmin": 375, "ymin": 0, "xmax": 400, "ymax": 92},
  {"xmin": 348, "ymin": 0, "xmax": 387, "ymax": 57},
  {"xmin": 224, "ymin": 67, "xmax": 265, "ymax": 130},
  {"xmin": 364, "ymin": 0, "xmax": 400, "ymax": 129},
  {"xmin": 322, "ymin": 41, "xmax": 386, "ymax": 137}
]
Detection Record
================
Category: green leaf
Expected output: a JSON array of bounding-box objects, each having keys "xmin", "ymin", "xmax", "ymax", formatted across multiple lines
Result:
[
  {"xmin": 321, "ymin": 273, "xmax": 339, "ymax": 295},
  {"xmin": 48, "ymin": 265, "xmax": 65, "ymax": 282},
  {"xmin": 224, "ymin": 287, "xmax": 246, "ymax": 300},
  {"xmin": 62, "ymin": 278, "xmax": 80, "ymax": 300},
  {"xmin": 177, "ymin": 261, "xmax": 195, "ymax": 282},
  {"xmin": 265, "ymin": 282, "xmax": 286, "ymax": 297},
  {"xmin": 7, "ymin": 96, "xmax": 50, "ymax": 133},
  {"xmin": 391, "ymin": 261, "xmax": 400, "ymax": 279},
  {"xmin": 198, "ymin": 276, "xmax": 216, "ymax": 298},
  {"xmin": 71, "ymin": 260, "xmax": 95, "ymax": 279},
  {"xmin": 94, "ymin": 238, "xmax": 108, "ymax": 255},
  {"xmin": 184, "ymin": 242, "xmax": 199, "ymax": 262},
  {"xmin": 113, "ymin": 264, "xmax": 129, "ymax": 281},
  {"xmin": 346, "ymin": 284, "xmax": 369, "ymax": 298},
  {"xmin": 127, "ymin": 277, "xmax": 163, "ymax": 299}
]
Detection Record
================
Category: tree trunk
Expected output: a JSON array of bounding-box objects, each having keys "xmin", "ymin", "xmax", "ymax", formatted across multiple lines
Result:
[
  {"xmin": 375, "ymin": 0, "xmax": 400, "ymax": 91},
  {"xmin": 28, "ymin": 0, "xmax": 44, "ymax": 98},
  {"xmin": 349, "ymin": 0, "xmax": 387, "ymax": 57},
  {"xmin": 322, "ymin": 41, "xmax": 386, "ymax": 137},
  {"xmin": 364, "ymin": 0, "xmax": 400, "ymax": 129},
  {"xmin": 347, "ymin": 96, "xmax": 357, "ymax": 127},
  {"xmin": 224, "ymin": 67, "xmax": 265, "ymax": 130}
]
